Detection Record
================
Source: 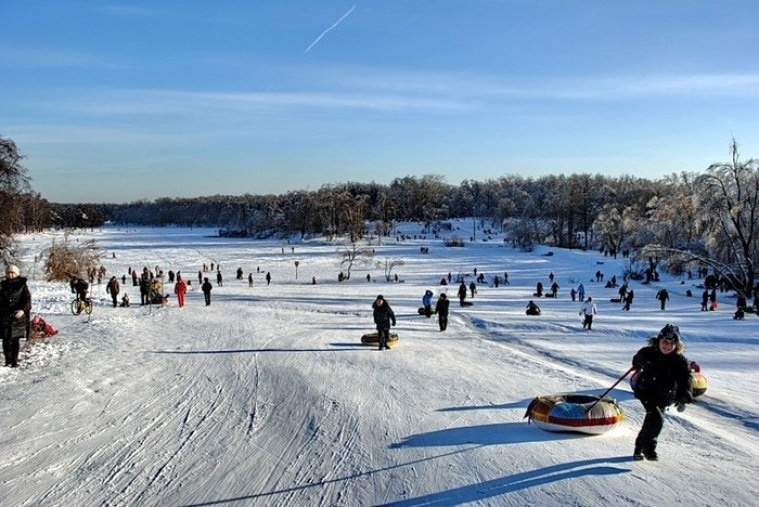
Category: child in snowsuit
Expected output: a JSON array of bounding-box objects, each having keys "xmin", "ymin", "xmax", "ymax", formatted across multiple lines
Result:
[
  {"xmin": 174, "ymin": 275, "xmax": 187, "ymax": 308},
  {"xmin": 631, "ymin": 324, "xmax": 693, "ymax": 461}
]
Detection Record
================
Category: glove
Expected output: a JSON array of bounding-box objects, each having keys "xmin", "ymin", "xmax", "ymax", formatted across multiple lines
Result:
[{"xmin": 676, "ymin": 401, "xmax": 686, "ymax": 413}]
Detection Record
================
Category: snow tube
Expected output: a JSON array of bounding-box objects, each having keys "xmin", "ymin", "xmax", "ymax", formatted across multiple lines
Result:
[
  {"xmin": 361, "ymin": 332, "xmax": 400, "ymax": 348},
  {"xmin": 689, "ymin": 361, "xmax": 708, "ymax": 397},
  {"xmin": 524, "ymin": 393, "xmax": 624, "ymax": 435}
]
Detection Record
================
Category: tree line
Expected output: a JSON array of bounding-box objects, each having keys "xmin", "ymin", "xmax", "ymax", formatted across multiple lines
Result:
[{"xmin": 2, "ymin": 135, "xmax": 758, "ymax": 297}]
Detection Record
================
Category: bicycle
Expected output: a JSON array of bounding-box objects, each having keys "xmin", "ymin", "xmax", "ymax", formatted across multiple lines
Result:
[{"xmin": 71, "ymin": 296, "xmax": 93, "ymax": 315}]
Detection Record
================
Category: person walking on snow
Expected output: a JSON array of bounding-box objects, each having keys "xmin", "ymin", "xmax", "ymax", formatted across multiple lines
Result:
[
  {"xmin": 372, "ymin": 295, "xmax": 396, "ymax": 350},
  {"xmin": 106, "ymin": 276, "xmax": 120, "ymax": 308},
  {"xmin": 656, "ymin": 289, "xmax": 669, "ymax": 310},
  {"xmin": 457, "ymin": 281, "xmax": 467, "ymax": 307},
  {"xmin": 580, "ymin": 297, "xmax": 597, "ymax": 330},
  {"xmin": 174, "ymin": 275, "xmax": 187, "ymax": 308},
  {"xmin": 631, "ymin": 324, "xmax": 693, "ymax": 461},
  {"xmin": 435, "ymin": 293, "xmax": 450, "ymax": 331},
  {"xmin": 201, "ymin": 277, "xmax": 213, "ymax": 306}
]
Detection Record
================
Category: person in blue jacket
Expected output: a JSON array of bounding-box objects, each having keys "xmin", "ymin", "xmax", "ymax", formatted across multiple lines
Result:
[{"xmin": 422, "ymin": 290, "xmax": 434, "ymax": 318}]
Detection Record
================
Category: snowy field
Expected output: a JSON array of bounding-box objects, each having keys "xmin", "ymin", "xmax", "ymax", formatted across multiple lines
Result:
[{"xmin": 2, "ymin": 220, "xmax": 758, "ymax": 506}]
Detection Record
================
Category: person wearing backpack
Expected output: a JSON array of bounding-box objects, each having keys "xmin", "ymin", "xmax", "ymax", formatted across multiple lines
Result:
[{"xmin": 630, "ymin": 324, "xmax": 693, "ymax": 461}]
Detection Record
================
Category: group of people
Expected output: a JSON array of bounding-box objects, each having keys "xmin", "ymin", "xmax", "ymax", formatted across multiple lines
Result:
[{"xmin": 2, "ymin": 260, "xmax": 698, "ymax": 462}]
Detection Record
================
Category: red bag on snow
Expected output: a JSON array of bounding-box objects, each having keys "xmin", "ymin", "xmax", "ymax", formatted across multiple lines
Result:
[{"xmin": 30, "ymin": 315, "xmax": 58, "ymax": 337}]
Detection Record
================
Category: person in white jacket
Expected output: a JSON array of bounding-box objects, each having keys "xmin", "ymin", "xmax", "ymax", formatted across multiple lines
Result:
[{"xmin": 580, "ymin": 296, "xmax": 597, "ymax": 330}]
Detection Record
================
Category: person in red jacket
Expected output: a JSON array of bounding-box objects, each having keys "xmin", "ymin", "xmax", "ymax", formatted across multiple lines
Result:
[{"xmin": 174, "ymin": 275, "xmax": 187, "ymax": 308}]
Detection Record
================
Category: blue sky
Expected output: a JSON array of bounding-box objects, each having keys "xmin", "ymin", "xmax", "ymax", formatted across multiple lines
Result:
[{"xmin": 2, "ymin": 1, "xmax": 759, "ymax": 203}]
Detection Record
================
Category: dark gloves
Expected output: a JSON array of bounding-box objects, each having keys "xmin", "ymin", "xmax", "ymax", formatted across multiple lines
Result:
[
  {"xmin": 679, "ymin": 391, "xmax": 694, "ymax": 404},
  {"xmin": 675, "ymin": 391, "xmax": 693, "ymax": 412}
]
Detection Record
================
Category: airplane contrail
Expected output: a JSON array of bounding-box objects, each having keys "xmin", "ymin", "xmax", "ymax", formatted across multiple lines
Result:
[{"xmin": 305, "ymin": 4, "xmax": 356, "ymax": 53}]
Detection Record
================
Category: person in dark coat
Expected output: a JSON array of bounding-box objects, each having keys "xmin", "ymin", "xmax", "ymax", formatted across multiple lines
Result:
[
  {"xmin": 457, "ymin": 282, "xmax": 467, "ymax": 307},
  {"xmin": 1, "ymin": 265, "xmax": 32, "ymax": 368},
  {"xmin": 71, "ymin": 276, "xmax": 90, "ymax": 302},
  {"xmin": 201, "ymin": 277, "xmax": 213, "ymax": 306},
  {"xmin": 216, "ymin": 270, "xmax": 223, "ymax": 287},
  {"xmin": 106, "ymin": 276, "xmax": 120, "ymax": 307},
  {"xmin": 535, "ymin": 281, "xmax": 543, "ymax": 297},
  {"xmin": 372, "ymin": 295, "xmax": 396, "ymax": 350},
  {"xmin": 700, "ymin": 289, "xmax": 709, "ymax": 311},
  {"xmin": 631, "ymin": 324, "xmax": 693, "ymax": 461},
  {"xmin": 656, "ymin": 289, "xmax": 670, "ymax": 310},
  {"xmin": 435, "ymin": 293, "xmax": 450, "ymax": 331},
  {"xmin": 525, "ymin": 300, "xmax": 541, "ymax": 316},
  {"xmin": 422, "ymin": 290, "xmax": 434, "ymax": 318},
  {"xmin": 623, "ymin": 289, "xmax": 634, "ymax": 311}
]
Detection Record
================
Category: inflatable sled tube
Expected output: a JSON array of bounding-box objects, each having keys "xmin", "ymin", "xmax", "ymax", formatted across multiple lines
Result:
[
  {"xmin": 361, "ymin": 332, "xmax": 400, "ymax": 348},
  {"xmin": 524, "ymin": 393, "xmax": 624, "ymax": 435},
  {"xmin": 691, "ymin": 371, "xmax": 708, "ymax": 397}
]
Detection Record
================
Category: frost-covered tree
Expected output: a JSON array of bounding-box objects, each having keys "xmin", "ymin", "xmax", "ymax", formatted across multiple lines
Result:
[
  {"xmin": 695, "ymin": 140, "xmax": 759, "ymax": 295},
  {"xmin": 1, "ymin": 137, "xmax": 32, "ymax": 262}
]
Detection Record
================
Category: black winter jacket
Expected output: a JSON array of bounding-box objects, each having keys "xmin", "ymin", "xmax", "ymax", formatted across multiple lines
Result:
[
  {"xmin": 372, "ymin": 301, "xmax": 396, "ymax": 329},
  {"xmin": 1, "ymin": 276, "xmax": 32, "ymax": 337},
  {"xmin": 632, "ymin": 345, "xmax": 692, "ymax": 407}
]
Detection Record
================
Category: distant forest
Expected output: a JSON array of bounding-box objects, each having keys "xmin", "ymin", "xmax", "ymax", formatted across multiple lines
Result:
[{"xmin": 2, "ymin": 136, "xmax": 759, "ymax": 297}]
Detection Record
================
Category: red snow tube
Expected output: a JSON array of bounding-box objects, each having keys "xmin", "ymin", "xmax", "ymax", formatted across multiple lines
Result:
[{"xmin": 524, "ymin": 393, "xmax": 624, "ymax": 435}]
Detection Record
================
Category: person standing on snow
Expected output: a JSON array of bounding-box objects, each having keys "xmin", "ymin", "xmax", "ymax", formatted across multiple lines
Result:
[
  {"xmin": 656, "ymin": 289, "xmax": 669, "ymax": 310},
  {"xmin": 372, "ymin": 295, "xmax": 396, "ymax": 350},
  {"xmin": 106, "ymin": 276, "xmax": 120, "ymax": 308},
  {"xmin": 174, "ymin": 274, "xmax": 187, "ymax": 308},
  {"xmin": 201, "ymin": 277, "xmax": 213, "ymax": 306},
  {"xmin": 630, "ymin": 324, "xmax": 693, "ymax": 461},
  {"xmin": 1, "ymin": 265, "xmax": 32, "ymax": 368},
  {"xmin": 580, "ymin": 296, "xmax": 597, "ymax": 330},
  {"xmin": 457, "ymin": 281, "xmax": 467, "ymax": 307},
  {"xmin": 422, "ymin": 290, "xmax": 434, "ymax": 318},
  {"xmin": 435, "ymin": 293, "xmax": 450, "ymax": 331}
]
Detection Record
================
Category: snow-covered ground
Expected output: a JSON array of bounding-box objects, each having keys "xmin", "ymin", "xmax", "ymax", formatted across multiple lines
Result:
[{"xmin": 2, "ymin": 221, "xmax": 758, "ymax": 506}]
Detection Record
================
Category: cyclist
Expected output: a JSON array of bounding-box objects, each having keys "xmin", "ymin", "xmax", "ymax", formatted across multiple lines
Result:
[{"xmin": 70, "ymin": 276, "xmax": 90, "ymax": 302}]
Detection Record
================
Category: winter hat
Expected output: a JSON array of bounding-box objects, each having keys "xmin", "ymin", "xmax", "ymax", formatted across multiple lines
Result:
[
  {"xmin": 376, "ymin": 295, "xmax": 384, "ymax": 301},
  {"xmin": 658, "ymin": 324, "xmax": 681, "ymax": 343},
  {"xmin": 6, "ymin": 265, "xmax": 20, "ymax": 275}
]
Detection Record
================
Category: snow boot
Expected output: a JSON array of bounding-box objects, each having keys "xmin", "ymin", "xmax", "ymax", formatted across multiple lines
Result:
[{"xmin": 633, "ymin": 448, "xmax": 644, "ymax": 460}]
